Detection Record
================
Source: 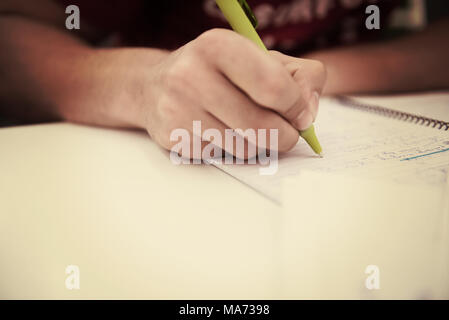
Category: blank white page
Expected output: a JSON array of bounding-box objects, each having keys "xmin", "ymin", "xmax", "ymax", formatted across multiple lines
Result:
[
  {"xmin": 282, "ymin": 171, "xmax": 449, "ymax": 299},
  {"xmin": 212, "ymin": 97, "xmax": 449, "ymax": 203}
]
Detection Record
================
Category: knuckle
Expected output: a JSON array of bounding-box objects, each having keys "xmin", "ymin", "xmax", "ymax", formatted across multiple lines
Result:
[
  {"xmin": 197, "ymin": 28, "xmax": 224, "ymax": 43},
  {"xmin": 294, "ymin": 60, "xmax": 327, "ymax": 87},
  {"xmin": 256, "ymin": 112, "xmax": 279, "ymax": 130},
  {"xmin": 314, "ymin": 60, "xmax": 326, "ymax": 74},
  {"xmin": 156, "ymin": 96, "xmax": 182, "ymax": 132},
  {"xmin": 311, "ymin": 60, "xmax": 327, "ymax": 86},
  {"xmin": 259, "ymin": 74, "xmax": 288, "ymax": 105},
  {"xmin": 283, "ymin": 101, "xmax": 304, "ymax": 122},
  {"xmin": 254, "ymin": 113, "xmax": 299, "ymax": 153},
  {"xmin": 191, "ymin": 28, "xmax": 229, "ymax": 58},
  {"xmin": 163, "ymin": 58, "xmax": 194, "ymax": 95}
]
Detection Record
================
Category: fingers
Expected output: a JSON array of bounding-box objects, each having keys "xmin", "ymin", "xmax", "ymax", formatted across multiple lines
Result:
[
  {"xmin": 156, "ymin": 107, "xmax": 227, "ymax": 160},
  {"xmin": 270, "ymin": 50, "xmax": 327, "ymax": 130},
  {"xmin": 152, "ymin": 30, "xmax": 327, "ymax": 160},
  {"xmin": 188, "ymin": 30, "xmax": 326, "ymax": 132},
  {"xmin": 200, "ymin": 67, "xmax": 300, "ymax": 153},
  {"xmin": 163, "ymin": 109, "xmax": 283, "ymax": 161},
  {"xmin": 189, "ymin": 29, "xmax": 301, "ymax": 114},
  {"xmin": 153, "ymin": 93, "xmax": 279, "ymax": 160}
]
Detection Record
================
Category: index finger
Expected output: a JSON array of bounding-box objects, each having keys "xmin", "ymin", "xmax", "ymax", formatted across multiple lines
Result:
[{"xmin": 193, "ymin": 29, "xmax": 300, "ymax": 114}]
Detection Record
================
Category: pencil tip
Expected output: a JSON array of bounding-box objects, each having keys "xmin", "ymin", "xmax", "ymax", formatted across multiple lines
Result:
[{"xmin": 318, "ymin": 153, "xmax": 324, "ymax": 158}]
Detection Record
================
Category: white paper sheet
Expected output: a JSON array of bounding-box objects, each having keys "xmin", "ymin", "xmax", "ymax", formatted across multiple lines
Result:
[
  {"xmin": 282, "ymin": 171, "xmax": 449, "ymax": 299},
  {"xmin": 212, "ymin": 97, "xmax": 449, "ymax": 203}
]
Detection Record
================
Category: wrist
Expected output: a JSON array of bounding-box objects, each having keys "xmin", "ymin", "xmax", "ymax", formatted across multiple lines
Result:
[{"xmin": 56, "ymin": 48, "xmax": 169, "ymax": 129}]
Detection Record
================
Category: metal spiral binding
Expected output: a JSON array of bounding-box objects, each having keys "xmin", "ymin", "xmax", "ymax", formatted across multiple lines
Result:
[{"xmin": 336, "ymin": 96, "xmax": 449, "ymax": 131}]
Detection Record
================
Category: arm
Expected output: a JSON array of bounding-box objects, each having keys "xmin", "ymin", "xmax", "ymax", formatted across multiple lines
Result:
[
  {"xmin": 306, "ymin": 18, "xmax": 449, "ymax": 95},
  {"xmin": 0, "ymin": 8, "xmax": 166, "ymax": 127},
  {"xmin": 0, "ymin": 2, "xmax": 326, "ymax": 158}
]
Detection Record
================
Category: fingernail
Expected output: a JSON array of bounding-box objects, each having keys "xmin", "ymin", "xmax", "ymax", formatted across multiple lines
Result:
[
  {"xmin": 293, "ymin": 92, "xmax": 320, "ymax": 130},
  {"xmin": 310, "ymin": 91, "xmax": 320, "ymax": 121},
  {"xmin": 294, "ymin": 110, "xmax": 314, "ymax": 131}
]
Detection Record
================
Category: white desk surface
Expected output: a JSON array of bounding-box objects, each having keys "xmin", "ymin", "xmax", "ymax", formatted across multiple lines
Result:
[
  {"xmin": 1, "ymin": 93, "xmax": 447, "ymax": 299},
  {"xmin": 0, "ymin": 123, "xmax": 280, "ymax": 299}
]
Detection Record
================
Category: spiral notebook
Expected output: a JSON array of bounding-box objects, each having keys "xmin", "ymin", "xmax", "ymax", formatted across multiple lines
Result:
[
  {"xmin": 336, "ymin": 96, "xmax": 449, "ymax": 130},
  {"xmin": 211, "ymin": 94, "xmax": 449, "ymax": 203}
]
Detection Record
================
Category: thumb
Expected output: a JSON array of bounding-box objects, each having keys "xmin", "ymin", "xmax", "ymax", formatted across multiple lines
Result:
[{"xmin": 269, "ymin": 50, "xmax": 327, "ymax": 130}]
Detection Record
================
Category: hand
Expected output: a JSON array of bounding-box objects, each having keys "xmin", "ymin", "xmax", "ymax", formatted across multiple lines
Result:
[{"xmin": 137, "ymin": 29, "xmax": 326, "ymax": 158}]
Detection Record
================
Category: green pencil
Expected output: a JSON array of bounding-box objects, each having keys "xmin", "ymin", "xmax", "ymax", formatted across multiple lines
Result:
[{"xmin": 215, "ymin": 0, "xmax": 323, "ymax": 156}]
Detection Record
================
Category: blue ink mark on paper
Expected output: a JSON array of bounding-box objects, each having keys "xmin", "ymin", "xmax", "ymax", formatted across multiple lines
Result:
[{"xmin": 400, "ymin": 147, "xmax": 449, "ymax": 161}]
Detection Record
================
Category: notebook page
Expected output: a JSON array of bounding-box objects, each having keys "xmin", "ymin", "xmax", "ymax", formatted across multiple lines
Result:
[{"xmin": 211, "ymin": 97, "xmax": 449, "ymax": 203}]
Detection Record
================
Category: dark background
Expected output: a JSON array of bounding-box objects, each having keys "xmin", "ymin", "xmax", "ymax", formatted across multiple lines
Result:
[
  {"xmin": 1, "ymin": 0, "xmax": 448, "ymax": 128},
  {"xmin": 426, "ymin": 0, "xmax": 449, "ymax": 22}
]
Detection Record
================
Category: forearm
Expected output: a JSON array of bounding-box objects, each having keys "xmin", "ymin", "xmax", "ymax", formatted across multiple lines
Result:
[
  {"xmin": 0, "ymin": 15, "xmax": 168, "ymax": 127},
  {"xmin": 307, "ymin": 18, "xmax": 449, "ymax": 95}
]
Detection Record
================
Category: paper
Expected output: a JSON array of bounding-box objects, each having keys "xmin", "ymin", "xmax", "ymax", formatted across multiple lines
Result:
[
  {"xmin": 212, "ymin": 97, "xmax": 449, "ymax": 203},
  {"xmin": 281, "ymin": 171, "xmax": 449, "ymax": 299}
]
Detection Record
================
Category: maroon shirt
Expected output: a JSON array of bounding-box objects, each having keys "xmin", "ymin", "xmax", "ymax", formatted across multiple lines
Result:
[{"xmin": 58, "ymin": 0, "xmax": 400, "ymax": 54}]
